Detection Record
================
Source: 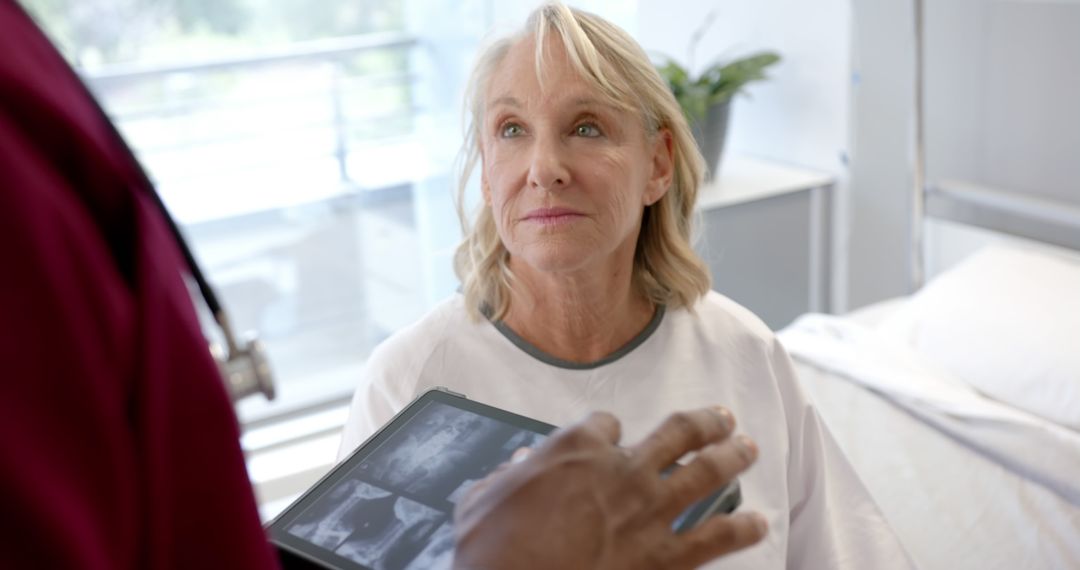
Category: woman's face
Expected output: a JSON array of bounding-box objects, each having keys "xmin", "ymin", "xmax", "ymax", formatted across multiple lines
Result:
[{"xmin": 480, "ymin": 35, "xmax": 673, "ymax": 279}]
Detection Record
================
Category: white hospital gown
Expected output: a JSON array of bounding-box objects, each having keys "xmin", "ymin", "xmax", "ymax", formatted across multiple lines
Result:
[{"xmin": 339, "ymin": 291, "xmax": 916, "ymax": 569}]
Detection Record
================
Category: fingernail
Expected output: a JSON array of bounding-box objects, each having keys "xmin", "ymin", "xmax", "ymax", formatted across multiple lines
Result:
[
  {"xmin": 737, "ymin": 435, "xmax": 757, "ymax": 460},
  {"xmin": 753, "ymin": 513, "xmax": 769, "ymax": 534},
  {"xmin": 511, "ymin": 448, "xmax": 532, "ymax": 463},
  {"xmin": 714, "ymin": 406, "xmax": 734, "ymax": 430}
]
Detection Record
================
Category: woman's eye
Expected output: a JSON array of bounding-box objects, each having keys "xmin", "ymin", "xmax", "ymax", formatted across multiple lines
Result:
[
  {"xmin": 501, "ymin": 123, "xmax": 524, "ymax": 138},
  {"xmin": 574, "ymin": 123, "xmax": 602, "ymax": 137}
]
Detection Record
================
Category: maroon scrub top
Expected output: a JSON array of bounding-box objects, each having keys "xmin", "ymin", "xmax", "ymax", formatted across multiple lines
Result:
[{"xmin": 0, "ymin": 2, "xmax": 279, "ymax": 567}]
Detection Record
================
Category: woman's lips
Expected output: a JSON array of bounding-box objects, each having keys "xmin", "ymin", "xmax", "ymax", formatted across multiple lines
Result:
[{"xmin": 522, "ymin": 207, "xmax": 585, "ymax": 226}]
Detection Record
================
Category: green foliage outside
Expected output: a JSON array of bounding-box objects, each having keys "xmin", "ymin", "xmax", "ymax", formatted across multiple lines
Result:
[
  {"xmin": 18, "ymin": 0, "xmax": 404, "ymax": 67},
  {"xmin": 17, "ymin": 0, "xmax": 418, "ymax": 157}
]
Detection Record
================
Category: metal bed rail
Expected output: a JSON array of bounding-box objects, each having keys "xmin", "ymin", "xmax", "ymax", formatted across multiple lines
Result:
[{"xmin": 926, "ymin": 180, "xmax": 1080, "ymax": 252}]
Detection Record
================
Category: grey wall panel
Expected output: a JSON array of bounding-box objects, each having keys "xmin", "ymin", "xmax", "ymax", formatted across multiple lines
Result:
[
  {"xmin": 981, "ymin": 2, "xmax": 1080, "ymax": 206},
  {"xmin": 697, "ymin": 191, "xmax": 812, "ymax": 330},
  {"xmin": 849, "ymin": 0, "xmax": 1080, "ymax": 308}
]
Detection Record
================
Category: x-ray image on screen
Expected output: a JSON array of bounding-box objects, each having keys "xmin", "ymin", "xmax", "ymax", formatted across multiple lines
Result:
[
  {"xmin": 287, "ymin": 479, "xmax": 444, "ymax": 570},
  {"xmin": 402, "ymin": 521, "xmax": 455, "ymax": 570},
  {"xmin": 278, "ymin": 399, "xmax": 553, "ymax": 569},
  {"xmin": 355, "ymin": 402, "xmax": 534, "ymax": 502},
  {"xmin": 502, "ymin": 429, "xmax": 548, "ymax": 454}
]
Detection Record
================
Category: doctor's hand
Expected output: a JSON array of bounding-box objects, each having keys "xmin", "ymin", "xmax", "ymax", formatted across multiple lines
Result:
[{"xmin": 452, "ymin": 407, "xmax": 768, "ymax": 570}]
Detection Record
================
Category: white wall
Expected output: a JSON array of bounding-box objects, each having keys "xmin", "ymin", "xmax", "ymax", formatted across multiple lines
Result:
[
  {"xmin": 635, "ymin": 0, "xmax": 853, "ymax": 310},
  {"xmin": 491, "ymin": 0, "xmax": 637, "ymax": 31},
  {"xmin": 635, "ymin": 0, "xmax": 851, "ymax": 173}
]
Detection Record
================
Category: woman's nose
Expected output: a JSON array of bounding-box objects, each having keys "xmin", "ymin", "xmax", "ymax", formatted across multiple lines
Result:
[{"xmin": 526, "ymin": 136, "xmax": 571, "ymax": 191}]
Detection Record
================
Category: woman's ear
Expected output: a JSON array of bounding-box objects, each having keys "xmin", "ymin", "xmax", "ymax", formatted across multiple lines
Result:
[{"xmin": 644, "ymin": 129, "xmax": 674, "ymax": 206}]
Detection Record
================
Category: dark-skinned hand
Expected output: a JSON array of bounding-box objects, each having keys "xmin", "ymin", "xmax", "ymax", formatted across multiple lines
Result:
[{"xmin": 453, "ymin": 407, "xmax": 767, "ymax": 570}]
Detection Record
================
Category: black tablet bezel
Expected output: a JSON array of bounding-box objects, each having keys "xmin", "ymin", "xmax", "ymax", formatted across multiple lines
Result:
[{"xmin": 265, "ymin": 387, "xmax": 557, "ymax": 570}]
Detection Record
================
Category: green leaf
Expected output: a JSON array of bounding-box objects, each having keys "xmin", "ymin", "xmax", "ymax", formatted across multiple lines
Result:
[
  {"xmin": 655, "ymin": 50, "xmax": 781, "ymax": 121},
  {"xmin": 705, "ymin": 52, "xmax": 781, "ymax": 104},
  {"xmin": 656, "ymin": 58, "xmax": 691, "ymax": 91},
  {"xmin": 652, "ymin": 50, "xmax": 781, "ymax": 124}
]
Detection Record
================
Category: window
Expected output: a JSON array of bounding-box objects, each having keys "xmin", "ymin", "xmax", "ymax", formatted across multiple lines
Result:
[
  {"xmin": 20, "ymin": 0, "xmax": 637, "ymax": 516},
  {"xmin": 22, "ymin": 0, "xmax": 471, "ymax": 428}
]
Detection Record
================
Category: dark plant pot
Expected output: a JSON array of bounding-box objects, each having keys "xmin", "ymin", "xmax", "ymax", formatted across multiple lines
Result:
[{"xmin": 690, "ymin": 99, "xmax": 731, "ymax": 181}]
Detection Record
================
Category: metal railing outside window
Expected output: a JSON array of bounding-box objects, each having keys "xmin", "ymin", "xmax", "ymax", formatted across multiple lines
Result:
[{"xmin": 73, "ymin": 32, "xmax": 444, "ymax": 438}]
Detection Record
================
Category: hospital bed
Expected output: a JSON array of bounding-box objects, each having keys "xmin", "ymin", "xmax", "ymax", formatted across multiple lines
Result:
[
  {"xmin": 776, "ymin": 0, "xmax": 1080, "ymax": 567},
  {"xmin": 780, "ymin": 244, "xmax": 1080, "ymax": 569}
]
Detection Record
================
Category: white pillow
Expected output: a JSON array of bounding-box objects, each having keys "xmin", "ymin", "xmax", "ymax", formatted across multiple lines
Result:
[{"xmin": 879, "ymin": 245, "xmax": 1080, "ymax": 430}]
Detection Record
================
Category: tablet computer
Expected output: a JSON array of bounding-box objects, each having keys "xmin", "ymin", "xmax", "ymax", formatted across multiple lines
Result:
[{"xmin": 267, "ymin": 387, "xmax": 740, "ymax": 570}]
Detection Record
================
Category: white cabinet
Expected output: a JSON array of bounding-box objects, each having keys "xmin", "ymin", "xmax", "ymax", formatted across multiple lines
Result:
[{"xmin": 696, "ymin": 156, "xmax": 834, "ymax": 330}]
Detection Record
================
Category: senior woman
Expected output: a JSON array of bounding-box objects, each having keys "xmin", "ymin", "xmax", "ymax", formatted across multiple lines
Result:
[{"xmin": 340, "ymin": 3, "xmax": 913, "ymax": 568}]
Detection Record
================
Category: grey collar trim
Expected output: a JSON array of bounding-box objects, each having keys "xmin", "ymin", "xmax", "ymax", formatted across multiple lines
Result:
[{"xmin": 488, "ymin": 305, "xmax": 666, "ymax": 370}]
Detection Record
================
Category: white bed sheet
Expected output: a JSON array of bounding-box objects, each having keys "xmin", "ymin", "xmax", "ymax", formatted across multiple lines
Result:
[{"xmin": 779, "ymin": 306, "xmax": 1080, "ymax": 570}]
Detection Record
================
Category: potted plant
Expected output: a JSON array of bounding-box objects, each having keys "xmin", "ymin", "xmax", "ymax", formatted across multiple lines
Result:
[{"xmin": 655, "ymin": 14, "xmax": 780, "ymax": 180}]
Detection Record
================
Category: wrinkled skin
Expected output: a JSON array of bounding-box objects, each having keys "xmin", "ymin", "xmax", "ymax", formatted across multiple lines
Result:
[
  {"xmin": 479, "ymin": 33, "xmax": 672, "ymax": 279},
  {"xmin": 453, "ymin": 408, "xmax": 767, "ymax": 570}
]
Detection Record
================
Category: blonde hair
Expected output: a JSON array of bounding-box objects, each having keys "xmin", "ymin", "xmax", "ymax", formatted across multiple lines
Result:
[{"xmin": 454, "ymin": 2, "xmax": 711, "ymax": 321}]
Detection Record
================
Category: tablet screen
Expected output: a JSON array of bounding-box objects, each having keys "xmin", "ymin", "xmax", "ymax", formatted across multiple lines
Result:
[
  {"xmin": 269, "ymin": 388, "xmax": 740, "ymax": 570},
  {"xmin": 269, "ymin": 389, "xmax": 554, "ymax": 570}
]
